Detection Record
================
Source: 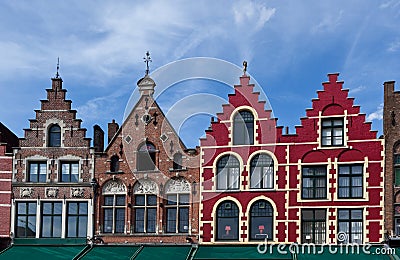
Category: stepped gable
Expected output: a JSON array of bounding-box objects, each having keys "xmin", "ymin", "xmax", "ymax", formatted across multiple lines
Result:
[
  {"xmin": 20, "ymin": 77, "xmax": 90, "ymax": 148},
  {"xmin": 201, "ymin": 74, "xmax": 275, "ymax": 147}
]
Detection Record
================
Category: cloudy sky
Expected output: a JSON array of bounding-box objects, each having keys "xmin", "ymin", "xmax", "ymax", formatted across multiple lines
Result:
[{"xmin": 1, "ymin": 0, "xmax": 399, "ymax": 147}]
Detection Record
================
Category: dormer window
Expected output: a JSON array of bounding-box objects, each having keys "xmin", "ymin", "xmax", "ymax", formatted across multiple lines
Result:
[
  {"xmin": 233, "ymin": 110, "xmax": 254, "ymax": 145},
  {"xmin": 48, "ymin": 124, "xmax": 61, "ymax": 147},
  {"xmin": 137, "ymin": 142, "xmax": 156, "ymax": 171},
  {"xmin": 321, "ymin": 118, "xmax": 344, "ymax": 147},
  {"xmin": 173, "ymin": 153, "xmax": 183, "ymax": 170},
  {"xmin": 110, "ymin": 155, "xmax": 120, "ymax": 172}
]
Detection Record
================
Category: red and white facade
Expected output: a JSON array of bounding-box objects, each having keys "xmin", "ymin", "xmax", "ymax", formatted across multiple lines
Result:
[
  {"xmin": 199, "ymin": 73, "xmax": 384, "ymax": 244},
  {"xmin": 0, "ymin": 123, "xmax": 18, "ymax": 249}
]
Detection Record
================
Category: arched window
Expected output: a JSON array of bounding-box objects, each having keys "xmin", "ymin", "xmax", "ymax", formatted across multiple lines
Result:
[
  {"xmin": 233, "ymin": 110, "xmax": 254, "ymax": 145},
  {"xmin": 250, "ymin": 154, "xmax": 274, "ymax": 189},
  {"xmin": 173, "ymin": 153, "xmax": 183, "ymax": 170},
  {"xmin": 133, "ymin": 180, "xmax": 158, "ymax": 233},
  {"xmin": 48, "ymin": 124, "xmax": 61, "ymax": 147},
  {"xmin": 165, "ymin": 178, "xmax": 190, "ymax": 233},
  {"xmin": 216, "ymin": 201, "xmax": 239, "ymax": 241},
  {"xmin": 216, "ymin": 155, "xmax": 240, "ymax": 190},
  {"xmin": 137, "ymin": 142, "xmax": 156, "ymax": 171},
  {"xmin": 110, "ymin": 155, "xmax": 120, "ymax": 172},
  {"xmin": 102, "ymin": 180, "xmax": 126, "ymax": 234},
  {"xmin": 250, "ymin": 200, "xmax": 273, "ymax": 240}
]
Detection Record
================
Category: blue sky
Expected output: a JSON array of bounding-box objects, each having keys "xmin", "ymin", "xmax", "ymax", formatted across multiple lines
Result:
[{"xmin": 0, "ymin": 1, "xmax": 399, "ymax": 148}]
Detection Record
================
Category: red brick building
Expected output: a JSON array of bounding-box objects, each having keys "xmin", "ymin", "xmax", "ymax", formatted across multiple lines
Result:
[
  {"xmin": 93, "ymin": 71, "xmax": 200, "ymax": 244},
  {"xmin": 199, "ymin": 72, "xmax": 384, "ymax": 244},
  {"xmin": 383, "ymin": 81, "xmax": 400, "ymax": 240},
  {"xmin": 0, "ymin": 123, "xmax": 18, "ymax": 249},
  {"xmin": 10, "ymin": 73, "xmax": 95, "ymax": 240}
]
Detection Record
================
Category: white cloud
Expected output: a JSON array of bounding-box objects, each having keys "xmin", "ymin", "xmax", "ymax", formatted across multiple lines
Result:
[
  {"xmin": 233, "ymin": 1, "xmax": 276, "ymax": 31},
  {"xmin": 349, "ymin": 85, "xmax": 366, "ymax": 94},
  {"xmin": 388, "ymin": 39, "xmax": 400, "ymax": 52},
  {"xmin": 311, "ymin": 10, "xmax": 343, "ymax": 34},
  {"xmin": 366, "ymin": 103, "xmax": 383, "ymax": 121}
]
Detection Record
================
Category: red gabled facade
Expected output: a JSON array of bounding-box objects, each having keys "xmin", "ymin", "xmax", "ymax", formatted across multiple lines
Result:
[
  {"xmin": 0, "ymin": 123, "xmax": 18, "ymax": 249},
  {"xmin": 200, "ymin": 73, "xmax": 384, "ymax": 244}
]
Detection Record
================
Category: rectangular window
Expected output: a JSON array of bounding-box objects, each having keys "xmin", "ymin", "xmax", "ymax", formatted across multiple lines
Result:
[
  {"xmin": 301, "ymin": 209, "xmax": 326, "ymax": 244},
  {"xmin": 134, "ymin": 194, "xmax": 157, "ymax": 233},
  {"xmin": 395, "ymin": 218, "xmax": 400, "ymax": 236},
  {"xmin": 166, "ymin": 194, "xmax": 189, "ymax": 233},
  {"xmin": 67, "ymin": 202, "xmax": 88, "ymax": 238},
  {"xmin": 302, "ymin": 166, "xmax": 327, "ymax": 199},
  {"xmin": 102, "ymin": 195, "xmax": 125, "ymax": 233},
  {"xmin": 395, "ymin": 155, "xmax": 400, "ymax": 186},
  {"xmin": 321, "ymin": 118, "xmax": 344, "ymax": 147},
  {"xmin": 28, "ymin": 162, "xmax": 47, "ymax": 182},
  {"xmin": 338, "ymin": 165, "xmax": 363, "ymax": 198},
  {"xmin": 338, "ymin": 209, "xmax": 363, "ymax": 244},
  {"xmin": 60, "ymin": 161, "xmax": 79, "ymax": 182},
  {"xmin": 15, "ymin": 202, "xmax": 37, "ymax": 238},
  {"xmin": 41, "ymin": 202, "xmax": 62, "ymax": 238}
]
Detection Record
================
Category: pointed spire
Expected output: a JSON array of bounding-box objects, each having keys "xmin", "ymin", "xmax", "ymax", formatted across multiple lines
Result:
[{"xmin": 143, "ymin": 51, "xmax": 152, "ymax": 76}]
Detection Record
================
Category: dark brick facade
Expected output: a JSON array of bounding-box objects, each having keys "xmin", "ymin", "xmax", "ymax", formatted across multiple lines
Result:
[
  {"xmin": 384, "ymin": 81, "xmax": 400, "ymax": 238},
  {"xmin": 94, "ymin": 74, "xmax": 200, "ymax": 244},
  {"xmin": 11, "ymin": 76, "xmax": 94, "ymax": 240}
]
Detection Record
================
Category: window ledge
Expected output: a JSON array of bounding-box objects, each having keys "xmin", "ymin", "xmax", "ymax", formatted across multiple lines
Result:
[
  {"xmin": 169, "ymin": 168, "xmax": 187, "ymax": 172},
  {"xmin": 106, "ymin": 171, "xmax": 124, "ymax": 174},
  {"xmin": 248, "ymin": 188, "xmax": 275, "ymax": 192}
]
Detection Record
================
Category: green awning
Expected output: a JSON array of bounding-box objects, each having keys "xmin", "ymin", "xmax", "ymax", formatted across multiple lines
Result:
[
  {"xmin": 79, "ymin": 245, "xmax": 140, "ymax": 260},
  {"xmin": 296, "ymin": 245, "xmax": 392, "ymax": 260},
  {"xmin": 193, "ymin": 245, "xmax": 293, "ymax": 259},
  {"xmin": 133, "ymin": 245, "xmax": 192, "ymax": 260},
  {"xmin": 0, "ymin": 245, "xmax": 87, "ymax": 259}
]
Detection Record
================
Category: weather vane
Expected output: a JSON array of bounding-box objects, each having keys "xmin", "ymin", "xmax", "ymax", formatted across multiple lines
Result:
[
  {"xmin": 56, "ymin": 57, "xmax": 60, "ymax": 78},
  {"xmin": 143, "ymin": 51, "xmax": 152, "ymax": 76},
  {"xmin": 243, "ymin": 60, "xmax": 247, "ymax": 74}
]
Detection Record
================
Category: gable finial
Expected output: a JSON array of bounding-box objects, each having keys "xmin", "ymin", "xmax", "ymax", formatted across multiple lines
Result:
[
  {"xmin": 143, "ymin": 51, "xmax": 152, "ymax": 76},
  {"xmin": 243, "ymin": 60, "xmax": 248, "ymax": 75},
  {"xmin": 55, "ymin": 57, "xmax": 60, "ymax": 78}
]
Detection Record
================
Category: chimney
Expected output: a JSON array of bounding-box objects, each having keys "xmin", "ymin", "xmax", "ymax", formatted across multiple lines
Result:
[
  {"xmin": 93, "ymin": 125, "xmax": 104, "ymax": 152},
  {"xmin": 108, "ymin": 119, "xmax": 119, "ymax": 144}
]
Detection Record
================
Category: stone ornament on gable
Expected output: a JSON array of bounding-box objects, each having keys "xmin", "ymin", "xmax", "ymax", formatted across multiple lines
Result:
[
  {"xmin": 71, "ymin": 187, "xmax": 85, "ymax": 198},
  {"xmin": 103, "ymin": 180, "xmax": 126, "ymax": 194},
  {"xmin": 20, "ymin": 187, "xmax": 33, "ymax": 198},
  {"xmin": 165, "ymin": 178, "xmax": 190, "ymax": 193},
  {"xmin": 133, "ymin": 179, "xmax": 158, "ymax": 194},
  {"xmin": 46, "ymin": 187, "xmax": 59, "ymax": 198}
]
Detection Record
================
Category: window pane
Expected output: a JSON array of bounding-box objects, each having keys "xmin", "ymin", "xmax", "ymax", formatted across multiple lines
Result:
[
  {"xmin": 116, "ymin": 195, "xmax": 125, "ymax": 206},
  {"xmin": 78, "ymin": 216, "xmax": 88, "ymax": 237},
  {"xmin": 41, "ymin": 216, "xmax": 51, "ymax": 237},
  {"xmin": 167, "ymin": 194, "xmax": 177, "ymax": 205},
  {"xmin": 166, "ymin": 208, "xmax": 176, "ymax": 233},
  {"xmin": 250, "ymin": 167, "xmax": 262, "ymax": 189},
  {"xmin": 229, "ymin": 168, "xmax": 239, "ymax": 189},
  {"xmin": 217, "ymin": 169, "xmax": 228, "ymax": 190},
  {"xmin": 79, "ymin": 203, "xmax": 88, "ymax": 214},
  {"xmin": 103, "ymin": 209, "xmax": 113, "ymax": 233},
  {"xmin": 53, "ymin": 203, "xmax": 62, "ymax": 214},
  {"xmin": 135, "ymin": 208, "xmax": 145, "ymax": 233},
  {"xmin": 104, "ymin": 196, "xmax": 114, "ymax": 206},
  {"xmin": 115, "ymin": 208, "xmax": 125, "ymax": 233},
  {"xmin": 135, "ymin": 195, "xmax": 145, "ymax": 206},
  {"xmin": 18, "ymin": 203, "xmax": 26, "ymax": 214},
  {"xmin": 147, "ymin": 195, "xmax": 157, "ymax": 206},
  {"xmin": 42, "ymin": 203, "xmax": 52, "ymax": 214},
  {"xmin": 68, "ymin": 203, "xmax": 78, "ymax": 214},
  {"xmin": 179, "ymin": 194, "xmax": 189, "ymax": 205},
  {"xmin": 179, "ymin": 207, "xmax": 189, "ymax": 233},
  {"xmin": 67, "ymin": 216, "xmax": 77, "ymax": 237},
  {"xmin": 71, "ymin": 163, "xmax": 79, "ymax": 182},
  {"xmin": 147, "ymin": 208, "xmax": 156, "ymax": 233}
]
